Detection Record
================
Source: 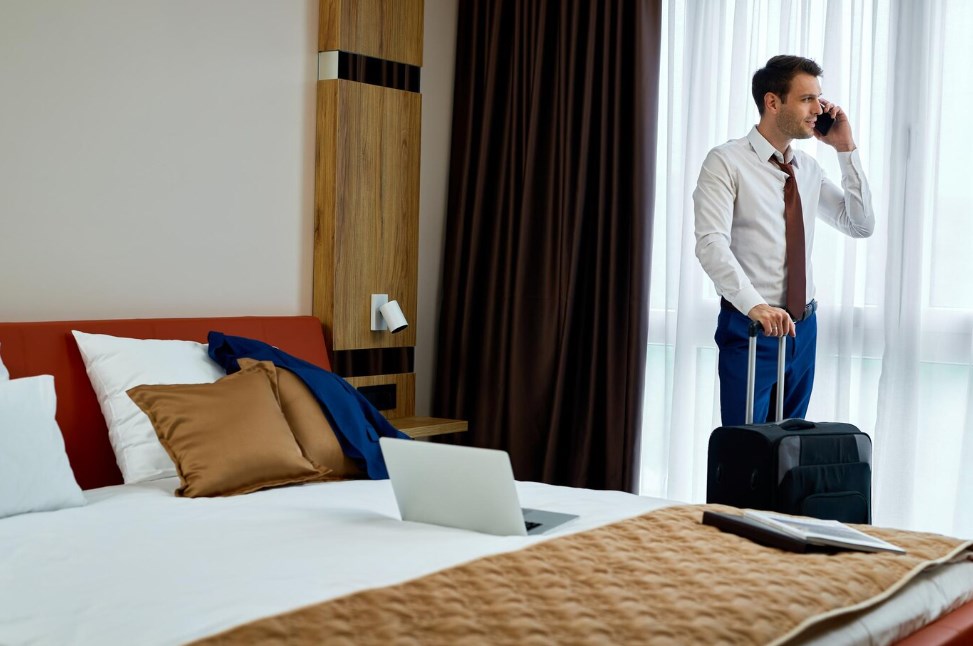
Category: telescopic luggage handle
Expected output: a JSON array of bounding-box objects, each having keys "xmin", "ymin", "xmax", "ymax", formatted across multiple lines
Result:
[{"xmin": 746, "ymin": 321, "xmax": 787, "ymax": 424}]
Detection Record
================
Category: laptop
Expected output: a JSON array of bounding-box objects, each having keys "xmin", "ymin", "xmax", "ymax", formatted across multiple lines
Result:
[{"xmin": 379, "ymin": 437, "xmax": 578, "ymax": 536}]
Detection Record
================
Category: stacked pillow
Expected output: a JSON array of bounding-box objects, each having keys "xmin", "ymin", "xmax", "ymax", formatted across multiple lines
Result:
[
  {"xmin": 0, "ymin": 345, "xmax": 86, "ymax": 519},
  {"xmin": 128, "ymin": 361, "xmax": 326, "ymax": 497},
  {"xmin": 73, "ymin": 332, "xmax": 364, "ymax": 498},
  {"xmin": 72, "ymin": 331, "xmax": 226, "ymax": 484},
  {"xmin": 236, "ymin": 358, "xmax": 363, "ymax": 479}
]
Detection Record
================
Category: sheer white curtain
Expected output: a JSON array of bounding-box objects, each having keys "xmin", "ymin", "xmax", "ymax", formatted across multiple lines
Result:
[{"xmin": 641, "ymin": 0, "xmax": 973, "ymax": 535}]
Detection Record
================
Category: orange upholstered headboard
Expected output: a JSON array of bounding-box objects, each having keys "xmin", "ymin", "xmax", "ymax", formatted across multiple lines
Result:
[{"xmin": 0, "ymin": 316, "xmax": 330, "ymax": 490}]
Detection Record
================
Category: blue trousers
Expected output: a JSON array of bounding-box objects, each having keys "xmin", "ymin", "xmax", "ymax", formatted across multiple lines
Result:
[{"xmin": 715, "ymin": 306, "xmax": 817, "ymax": 426}]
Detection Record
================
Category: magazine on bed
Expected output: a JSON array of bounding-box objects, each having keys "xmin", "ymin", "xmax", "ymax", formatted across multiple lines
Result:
[
  {"xmin": 741, "ymin": 509, "xmax": 906, "ymax": 554},
  {"xmin": 702, "ymin": 509, "xmax": 907, "ymax": 554}
]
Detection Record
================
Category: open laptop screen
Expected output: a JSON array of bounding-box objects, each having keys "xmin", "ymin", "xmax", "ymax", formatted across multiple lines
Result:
[{"xmin": 379, "ymin": 438, "xmax": 577, "ymax": 536}]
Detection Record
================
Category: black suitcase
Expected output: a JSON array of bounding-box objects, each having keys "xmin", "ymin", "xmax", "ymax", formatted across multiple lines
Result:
[{"xmin": 706, "ymin": 321, "xmax": 872, "ymax": 524}]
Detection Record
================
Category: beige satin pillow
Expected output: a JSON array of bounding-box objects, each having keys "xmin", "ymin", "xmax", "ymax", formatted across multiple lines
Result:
[
  {"xmin": 238, "ymin": 359, "xmax": 364, "ymax": 479},
  {"xmin": 127, "ymin": 361, "xmax": 324, "ymax": 497}
]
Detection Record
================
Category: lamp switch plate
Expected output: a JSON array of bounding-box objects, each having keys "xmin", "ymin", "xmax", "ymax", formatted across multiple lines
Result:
[{"xmin": 370, "ymin": 294, "xmax": 388, "ymax": 331}]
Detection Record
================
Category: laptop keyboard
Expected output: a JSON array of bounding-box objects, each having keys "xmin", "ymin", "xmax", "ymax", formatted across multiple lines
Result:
[{"xmin": 525, "ymin": 520, "xmax": 542, "ymax": 532}]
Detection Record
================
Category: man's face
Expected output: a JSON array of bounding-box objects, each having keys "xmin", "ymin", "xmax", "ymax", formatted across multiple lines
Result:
[{"xmin": 775, "ymin": 73, "xmax": 823, "ymax": 140}]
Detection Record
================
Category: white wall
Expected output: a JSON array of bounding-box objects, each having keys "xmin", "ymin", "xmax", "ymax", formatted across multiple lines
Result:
[
  {"xmin": 0, "ymin": 0, "xmax": 458, "ymax": 415},
  {"xmin": 0, "ymin": 1, "xmax": 319, "ymax": 320}
]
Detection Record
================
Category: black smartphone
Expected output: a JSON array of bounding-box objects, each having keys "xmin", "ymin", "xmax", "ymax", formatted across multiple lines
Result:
[{"xmin": 814, "ymin": 109, "xmax": 835, "ymax": 136}]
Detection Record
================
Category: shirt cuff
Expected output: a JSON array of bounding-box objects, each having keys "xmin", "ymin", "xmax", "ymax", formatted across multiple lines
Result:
[
  {"xmin": 724, "ymin": 286, "xmax": 764, "ymax": 318},
  {"xmin": 837, "ymin": 147, "xmax": 862, "ymax": 172}
]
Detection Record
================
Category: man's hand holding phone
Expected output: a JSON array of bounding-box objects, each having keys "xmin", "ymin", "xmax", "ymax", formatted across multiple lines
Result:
[{"xmin": 814, "ymin": 99, "xmax": 856, "ymax": 152}]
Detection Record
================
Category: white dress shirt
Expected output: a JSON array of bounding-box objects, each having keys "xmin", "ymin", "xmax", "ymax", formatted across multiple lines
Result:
[{"xmin": 693, "ymin": 126, "xmax": 875, "ymax": 316}]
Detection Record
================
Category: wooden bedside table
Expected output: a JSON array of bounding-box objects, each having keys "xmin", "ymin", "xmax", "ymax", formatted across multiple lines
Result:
[{"xmin": 392, "ymin": 416, "xmax": 468, "ymax": 439}]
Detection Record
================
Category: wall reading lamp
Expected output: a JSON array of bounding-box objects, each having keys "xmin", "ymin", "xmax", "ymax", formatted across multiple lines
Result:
[{"xmin": 370, "ymin": 294, "xmax": 409, "ymax": 334}]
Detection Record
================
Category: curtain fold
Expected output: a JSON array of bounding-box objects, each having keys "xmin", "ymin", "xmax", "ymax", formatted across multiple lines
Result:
[
  {"xmin": 434, "ymin": 0, "xmax": 661, "ymax": 492},
  {"xmin": 871, "ymin": 0, "xmax": 945, "ymax": 530}
]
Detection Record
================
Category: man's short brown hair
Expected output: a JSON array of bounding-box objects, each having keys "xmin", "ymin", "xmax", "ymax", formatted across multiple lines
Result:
[{"xmin": 752, "ymin": 55, "xmax": 823, "ymax": 115}]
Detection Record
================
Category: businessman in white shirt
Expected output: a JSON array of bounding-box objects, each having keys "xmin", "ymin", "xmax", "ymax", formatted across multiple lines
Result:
[{"xmin": 694, "ymin": 55, "xmax": 875, "ymax": 426}]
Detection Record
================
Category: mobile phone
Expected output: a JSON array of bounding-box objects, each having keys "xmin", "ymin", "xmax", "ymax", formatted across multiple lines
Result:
[{"xmin": 814, "ymin": 108, "xmax": 835, "ymax": 136}]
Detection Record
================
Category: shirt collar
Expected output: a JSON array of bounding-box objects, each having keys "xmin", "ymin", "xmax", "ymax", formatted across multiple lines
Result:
[{"xmin": 747, "ymin": 126, "xmax": 799, "ymax": 168}]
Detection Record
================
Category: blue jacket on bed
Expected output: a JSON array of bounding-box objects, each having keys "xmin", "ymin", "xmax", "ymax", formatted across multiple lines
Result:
[{"xmin": 207, "ymin": 331, "xmax": 409, "ymax": 479}]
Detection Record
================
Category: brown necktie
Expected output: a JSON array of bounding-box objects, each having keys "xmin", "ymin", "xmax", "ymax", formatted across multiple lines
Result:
[{"xmin": 770, "ymin": 156, "xmax": 806, "ymax": 320}]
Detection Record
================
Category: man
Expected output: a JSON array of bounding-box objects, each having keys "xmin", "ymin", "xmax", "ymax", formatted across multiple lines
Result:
[{"xmin": 693, "ymin": 55, "xmax": 875, "ymax": 426}]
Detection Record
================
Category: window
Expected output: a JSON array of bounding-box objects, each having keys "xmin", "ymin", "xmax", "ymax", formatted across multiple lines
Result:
[{"xmin": 642, "ymin": 0, "xmax": 973, "ymax": 535}]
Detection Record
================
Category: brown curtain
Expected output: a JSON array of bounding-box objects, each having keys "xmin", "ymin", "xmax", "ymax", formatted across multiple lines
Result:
[{"xmin": 433, "ymin": 0, "xmax": 661, "ymax": 492}]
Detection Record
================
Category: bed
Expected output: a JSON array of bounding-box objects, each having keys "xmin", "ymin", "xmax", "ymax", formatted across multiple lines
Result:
[{"xmin": 1, "ymin": 315, "xmax": 971, "ymax": 645}]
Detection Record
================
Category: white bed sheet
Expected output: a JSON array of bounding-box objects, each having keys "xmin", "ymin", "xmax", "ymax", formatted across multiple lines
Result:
[
  {"xmin": 0, "ymin": 478, "xmax": 672, "ymax": 646},
  {"xmin": 1, "ymin": 478, "xmax": 970, "ymax": 646}
]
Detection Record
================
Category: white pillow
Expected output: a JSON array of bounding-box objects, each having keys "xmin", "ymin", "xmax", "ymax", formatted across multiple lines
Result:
[
  {"xmin": 0, "ymin": 342, "xmax": 9, "ymax": 380},
  {"xmin": 0, "ymin": 375, "xmax": 86, "ymax": 518},
  {"xmin": 72, "ymin": 331, "xmax": 225, "ymax": 484}
]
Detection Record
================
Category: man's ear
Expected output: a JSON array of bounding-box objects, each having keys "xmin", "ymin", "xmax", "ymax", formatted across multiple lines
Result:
[{"xmin": 764, "ymin": 92, "xmax": 781, "ymax": 114}]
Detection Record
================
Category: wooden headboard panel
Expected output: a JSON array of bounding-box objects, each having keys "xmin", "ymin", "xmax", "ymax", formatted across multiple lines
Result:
[{"xmin": 0, "ymin": 316, "xmax": 330, "ymax": 490}]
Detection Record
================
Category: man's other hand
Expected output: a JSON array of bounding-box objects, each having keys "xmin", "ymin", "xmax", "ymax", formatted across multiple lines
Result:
[{"xmin": 747, "ymin": 304, "xmax": 796, "ymax": 337}]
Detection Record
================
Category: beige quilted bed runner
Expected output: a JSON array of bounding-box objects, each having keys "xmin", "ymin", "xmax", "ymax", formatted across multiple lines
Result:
[{"xmin": 195, "ymin": 504, "xmax": 972, "ymax": 645}]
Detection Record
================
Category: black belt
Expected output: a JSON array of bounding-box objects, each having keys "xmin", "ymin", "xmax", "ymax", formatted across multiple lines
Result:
[{"xmin": 720, "ymin": 297, "xmax": 817, "ymax": 322}]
